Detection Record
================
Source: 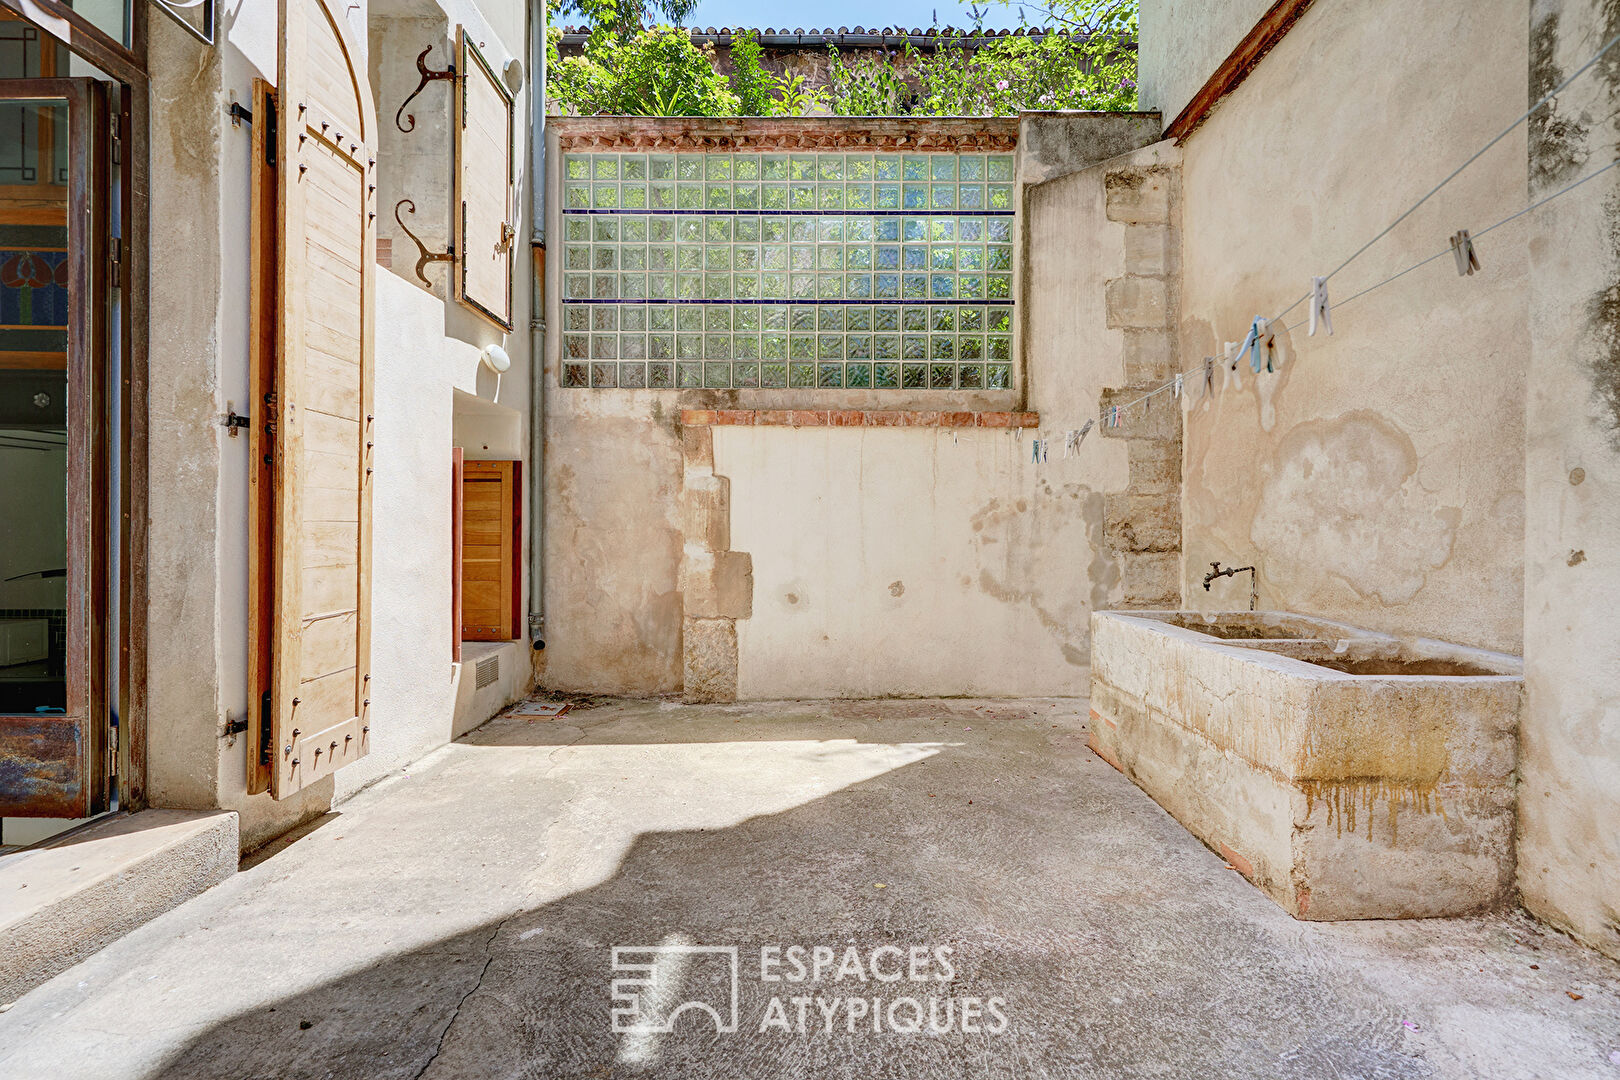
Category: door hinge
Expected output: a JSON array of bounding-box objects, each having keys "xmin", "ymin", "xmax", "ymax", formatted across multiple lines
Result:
[
  {"xmin": 224, "ymin": 715, "xmax": 249, "ymax": 737},
  {"xmin": 110, "ymin": 111, "xmax": 120, "ymax": 165},
  {"xmin": 108, "ymin": 237, "xmax": 122, "ymax": 287}
]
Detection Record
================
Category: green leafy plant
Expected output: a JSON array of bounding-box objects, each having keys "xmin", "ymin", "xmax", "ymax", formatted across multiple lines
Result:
[
  {"xmin": 826, "ymin": 47, "xmax": 915, "ymax": 116},
  {"xmin": 545, "ymin": 0, "xmax": 1138, "ymax": 117},
  {"xmin": 729, "ymin": 31, "xmax": 827, "ymax": 116},
  {"xmin": 549, "ymin": 25, "xmax": 740, "ymax": 116}
]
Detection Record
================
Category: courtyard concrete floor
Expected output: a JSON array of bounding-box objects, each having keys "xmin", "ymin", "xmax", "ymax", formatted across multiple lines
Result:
[{"xmin": 2, "ymin": 698, "xmax": 1619, "ymax": 1079}]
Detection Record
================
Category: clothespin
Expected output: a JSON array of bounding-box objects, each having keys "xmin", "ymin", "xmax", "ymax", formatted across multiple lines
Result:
[
  {"xmin": 1173, "ymin": 373, "xmax": 1184, "ymax": 400},
  {"xmin": 1308, "ymin": 276, "xmax": 1333, "ymax": 336},
  {"xmin": 1223, "ymin": 341, "xmax": 1245, "ymax": 390},
  {"xmin": 1203, "ymin": 357, "xmax": 1215, "ymax": 396},
  {"xmin": 1065, "ymin": 419, "xmax": 1094, "ymax": 457},
  {"xmin": 1450, "ymin": 229, "xmax": 1480, "ymax": 276},
  {"xmin": 1246, "ymin": 317, "xmax": 1272, "ymax": 374}
]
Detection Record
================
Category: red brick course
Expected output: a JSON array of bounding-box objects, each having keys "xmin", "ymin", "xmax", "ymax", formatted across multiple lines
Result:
[{"xmin": 680, "ymin": 409, "xmax": 1039, "ymax": 428}]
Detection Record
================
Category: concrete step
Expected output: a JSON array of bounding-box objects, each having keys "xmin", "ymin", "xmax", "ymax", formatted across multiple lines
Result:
[{"xmin": 0, "ymin": 809, "xmax": 237, "ymax": 1004}]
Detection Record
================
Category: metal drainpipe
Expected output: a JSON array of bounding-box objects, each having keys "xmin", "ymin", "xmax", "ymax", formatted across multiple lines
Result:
[{"xmin": 527, "ymin": 0, "xmax": 547, "ymax": 650}]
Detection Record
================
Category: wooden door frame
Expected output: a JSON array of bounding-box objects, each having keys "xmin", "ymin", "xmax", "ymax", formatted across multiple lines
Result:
[
  {"xmin": 0, "ymin": 0, "xmax": 150, "ymax": 813},
  {"xmin": 0, "ymin": 78, "xmax": 110, "ymax": 817}
]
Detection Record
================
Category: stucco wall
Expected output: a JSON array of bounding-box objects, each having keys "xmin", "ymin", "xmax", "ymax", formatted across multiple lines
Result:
[
  {"xmin": 1520, "ymin": 0, "xmax": 1620, "ymax": 961},
  {"xmin": 144, "ymin": 0, "xmax": 533, "ymax": 849},
  {"xmin": 1137, "ymin": 0, "xmax": 1273, "ymax": 123},
  {"xmin": 1174, "ymin": 0, "xmax": 1528, "ymax": 653},
  {"xmin": 539, "ymin": 115, "xmax": 1166, "ymax": 698}
]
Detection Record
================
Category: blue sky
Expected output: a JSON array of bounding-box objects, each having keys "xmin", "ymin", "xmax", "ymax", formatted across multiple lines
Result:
[{"xmin": 684, "ymin": 0, "xmax": 1038, "ymax": 30}]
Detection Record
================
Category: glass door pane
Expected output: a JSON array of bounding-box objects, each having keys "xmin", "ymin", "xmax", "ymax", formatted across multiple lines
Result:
[{"xmin": 0, "ymin": 97, "xmax": 68, "ymax": 716}]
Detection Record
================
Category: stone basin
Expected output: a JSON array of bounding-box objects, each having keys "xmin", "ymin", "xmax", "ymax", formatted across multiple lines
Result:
[{"xmin": 1088, "ymin": 610, "xmax": 1521, "ymax": 921}]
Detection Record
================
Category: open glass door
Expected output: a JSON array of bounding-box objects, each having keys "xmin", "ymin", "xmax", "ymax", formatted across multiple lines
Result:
[{"xmin": 0, "ymin": 76, "xmax": 110, "ymax": 821}]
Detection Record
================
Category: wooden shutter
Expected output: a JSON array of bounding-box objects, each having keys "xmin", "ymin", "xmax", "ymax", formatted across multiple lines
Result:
[
  {"xmin": 460, "ymin": 460, "xmax": 520, "ymax": 641},
  {"xmin": 266, "ymin": 0, "xmax": 376, "ymax": 797},
  {"xmin": 454, "ymin": 28, "xmax": 515, "ymax": 330}
]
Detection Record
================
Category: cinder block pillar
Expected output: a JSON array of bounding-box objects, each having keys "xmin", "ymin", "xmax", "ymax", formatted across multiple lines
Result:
[
  {"xmin": 678, "ymin": 423, "xmax": 750, "ymax": 701},
  {"xmin": 1101, "ymin": 164, "xmax": 1183, "ymax": 608}
]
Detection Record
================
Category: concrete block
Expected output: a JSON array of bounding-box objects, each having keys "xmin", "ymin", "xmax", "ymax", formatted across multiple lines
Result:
[
  {"xmin": 0, "ymin": 809, "xmax": 237, "ymax": 1003},
  {"xmin": 1104, "ymin": 492, "xmax": 1182, "ymax": 553},
  {"xmin": 1088, "ymin": 611, "xmax": 1522, "ymax": 919},
  {"xmin": 681, "ymin": 549, "xmax": 754, "ymax": 619},
  {"xmin": 681, "ymin": 425, "xmax": 714, "ymax": 470},
  {"xmin": 1123, "ymin": 223, "xmax": 1172, "ymax": 276},
  {"xmin": 1105, "ymin": 168, "xmax": 1171, "ymax": 224},
  {"xmin": 682, "ymin": 473, "xmax": 730, "ymax": 552},
  {"xmin": 1127, "ymin": 438, "xmax": 1183, "ymax": 494},
  {"xmin": 1099, "ymin": 385, "xmax": 1180, "ymax": 440},
  {"xmin": 1121, "ymin": 329, "xmax": 1176, "ymax": 383},
  {"xmin": 682, "ymin": 617, "xmax": 738, "ymax": 703},
  {"xmin": 1105, "ymin": 277, "xmax": 1169, "ymax": 329},
  {"xmin": 1116, "ymin": 552, "xmax": 1181, "ymax": 606}
]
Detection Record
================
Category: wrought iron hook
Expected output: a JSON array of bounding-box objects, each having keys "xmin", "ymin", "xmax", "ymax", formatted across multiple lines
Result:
[
  {"xmin": 395, "ymin": 46, "xmax": 458, "ymax": 133},
  {"xmin": 393, "ymin": 199, "xmax": 454, "ymax": 288}
]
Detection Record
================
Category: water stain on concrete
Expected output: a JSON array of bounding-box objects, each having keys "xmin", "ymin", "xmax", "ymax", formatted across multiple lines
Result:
[
  {"xmin": 1251, "ymin": 410, "xmax": 1459, "ymax": 605},
  {"xmin": 1529, "ymin": 12, "xmax": 1590, "ymax": 190}
]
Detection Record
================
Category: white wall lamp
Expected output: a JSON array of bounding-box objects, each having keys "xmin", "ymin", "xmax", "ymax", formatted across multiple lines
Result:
[{"xmin": 480, "ymin": 343, "xmax": 512, "ymax": 402}]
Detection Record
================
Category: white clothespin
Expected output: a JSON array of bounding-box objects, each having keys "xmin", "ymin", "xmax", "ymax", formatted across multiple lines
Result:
[
  {"xmin": 1223, "ymin": 341, "xmax": 1245, "ymax": 390},
  {"xmin": 1450, "ymin": 229, "xmax": 1481, "ymax": 276},
  {"xmin": 1173, "ymin": 373, "xmax": 1184, "ymax": 400},
  {"xmin": 1065, "ymin": 419, "xmax": 1093, "ymax": 457},
  {"xmin": 1309, "ymin": 276, "xmax": 1333, "ymax": 336}
]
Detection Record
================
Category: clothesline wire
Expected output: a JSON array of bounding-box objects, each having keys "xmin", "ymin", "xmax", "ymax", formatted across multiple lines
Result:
[
  {"xmin": 1266, "ymin": 26, "xmax": 1620, "ymax": 327},
  {"xmin": 1277, "ymin": 154, "xmax": 1620, "ymax": 335},
  {"xmin": 1028, "ymin": 27, "xmax": 1620, "ymax": 452},
  {"xmin": 1043, "ymin": 152, "xmax": 1620, "ymax": 436}
]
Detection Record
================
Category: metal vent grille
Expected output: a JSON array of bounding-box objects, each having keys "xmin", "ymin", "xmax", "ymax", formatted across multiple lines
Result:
[{"xmin": 475, "ymin": 654, "xmax": 500, "ymax": 689}]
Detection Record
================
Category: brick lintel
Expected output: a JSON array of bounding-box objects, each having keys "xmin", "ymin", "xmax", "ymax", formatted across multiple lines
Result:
[{"xmin": 681, "ymin": 409, "xmax": 1038, "ymax": 428}]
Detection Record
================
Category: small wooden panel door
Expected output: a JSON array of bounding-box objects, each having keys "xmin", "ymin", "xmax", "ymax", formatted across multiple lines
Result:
[{"xmin": 460, "ymin": 460, "xmax": 520, "ymax": 641}]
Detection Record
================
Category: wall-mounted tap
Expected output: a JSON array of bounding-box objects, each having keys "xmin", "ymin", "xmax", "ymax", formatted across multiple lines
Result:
[{"xmin": 1202, "ymin": 561, "xmax": 1258, "ymax": 611}]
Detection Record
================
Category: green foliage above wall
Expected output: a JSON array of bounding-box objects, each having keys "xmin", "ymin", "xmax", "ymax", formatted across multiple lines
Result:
[{"xmin": 547, "ymin": 0, "xmax": 1138, "ymax": 117}]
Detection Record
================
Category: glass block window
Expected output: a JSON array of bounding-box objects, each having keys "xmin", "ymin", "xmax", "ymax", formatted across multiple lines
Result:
[{"xmin": 560, "ymin": 151, "xmax": 1016, "ymax": 390}]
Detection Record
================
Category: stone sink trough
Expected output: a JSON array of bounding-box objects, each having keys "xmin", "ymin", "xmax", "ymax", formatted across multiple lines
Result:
[{"xmin": 1088, "ymin": 610, "xmax": 1522, "ymax": 921}]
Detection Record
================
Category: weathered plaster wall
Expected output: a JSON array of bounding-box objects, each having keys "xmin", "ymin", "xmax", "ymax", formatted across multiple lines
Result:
[
  {"xmin": 1520, "ymin": 0, "xmax": 1620, "ymax": 961},
  {"xmin": 144, "ymin": 0, "xmax": 532, "ymax": 850},
  {"xmin": 1137, "ymin": 0, "xmax": 1273, "ymax": 123},
  {"xmin": 540, "ymin": 115, "xmax": 1170, "ymax": 698},
  {"xmin": 1174, "ymin": 0, "xmax": 1528, "ymax": 653}
]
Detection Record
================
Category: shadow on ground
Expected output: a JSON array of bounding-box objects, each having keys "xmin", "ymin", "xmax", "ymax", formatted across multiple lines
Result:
[{"xmin": 140, "ymin": 699, "xmax": 1508, "ymax": 1080}]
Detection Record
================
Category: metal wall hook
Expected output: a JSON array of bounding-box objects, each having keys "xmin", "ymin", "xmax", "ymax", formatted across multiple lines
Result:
[
  {"xmin": 394, "ymin": 199, "xmax": 455, "ymax": 287},
  {"xmin": 396, "ymin": 46, "xmax": 458, "ymax": 133}
]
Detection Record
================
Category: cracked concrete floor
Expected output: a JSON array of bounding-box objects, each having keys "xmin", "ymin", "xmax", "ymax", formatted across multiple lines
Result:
[{"xmin": 2, "ymin": 698, "xmax": 1619, "ymax": 1079}]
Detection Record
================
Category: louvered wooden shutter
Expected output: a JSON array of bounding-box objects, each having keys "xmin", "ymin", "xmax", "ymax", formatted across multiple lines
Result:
[
  {"xmin": 269, "ymin": 0, "xmax": 376, "ymax": 797},
  {"xmin": 454, "ymin": 28, "xmax": 515, "ymax": 330}
]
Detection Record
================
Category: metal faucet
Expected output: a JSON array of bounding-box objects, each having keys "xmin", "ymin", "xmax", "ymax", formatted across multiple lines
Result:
[{"xmin": 1202, "ymin": 561, "xmax": 1258, "ymax": 611}]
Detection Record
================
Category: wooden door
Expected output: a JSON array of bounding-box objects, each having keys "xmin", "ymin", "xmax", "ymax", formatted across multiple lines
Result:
[
  {"xmin": 460, "ymin": 460, "xmax": 520, "ymax": 641},
  {"xmin": 255, "ymin": 0, "xmax": 377, "ymax": 798},
  {"xmin": 0, "ymin": 79, "xmax": 110, "ymax": 818}
]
